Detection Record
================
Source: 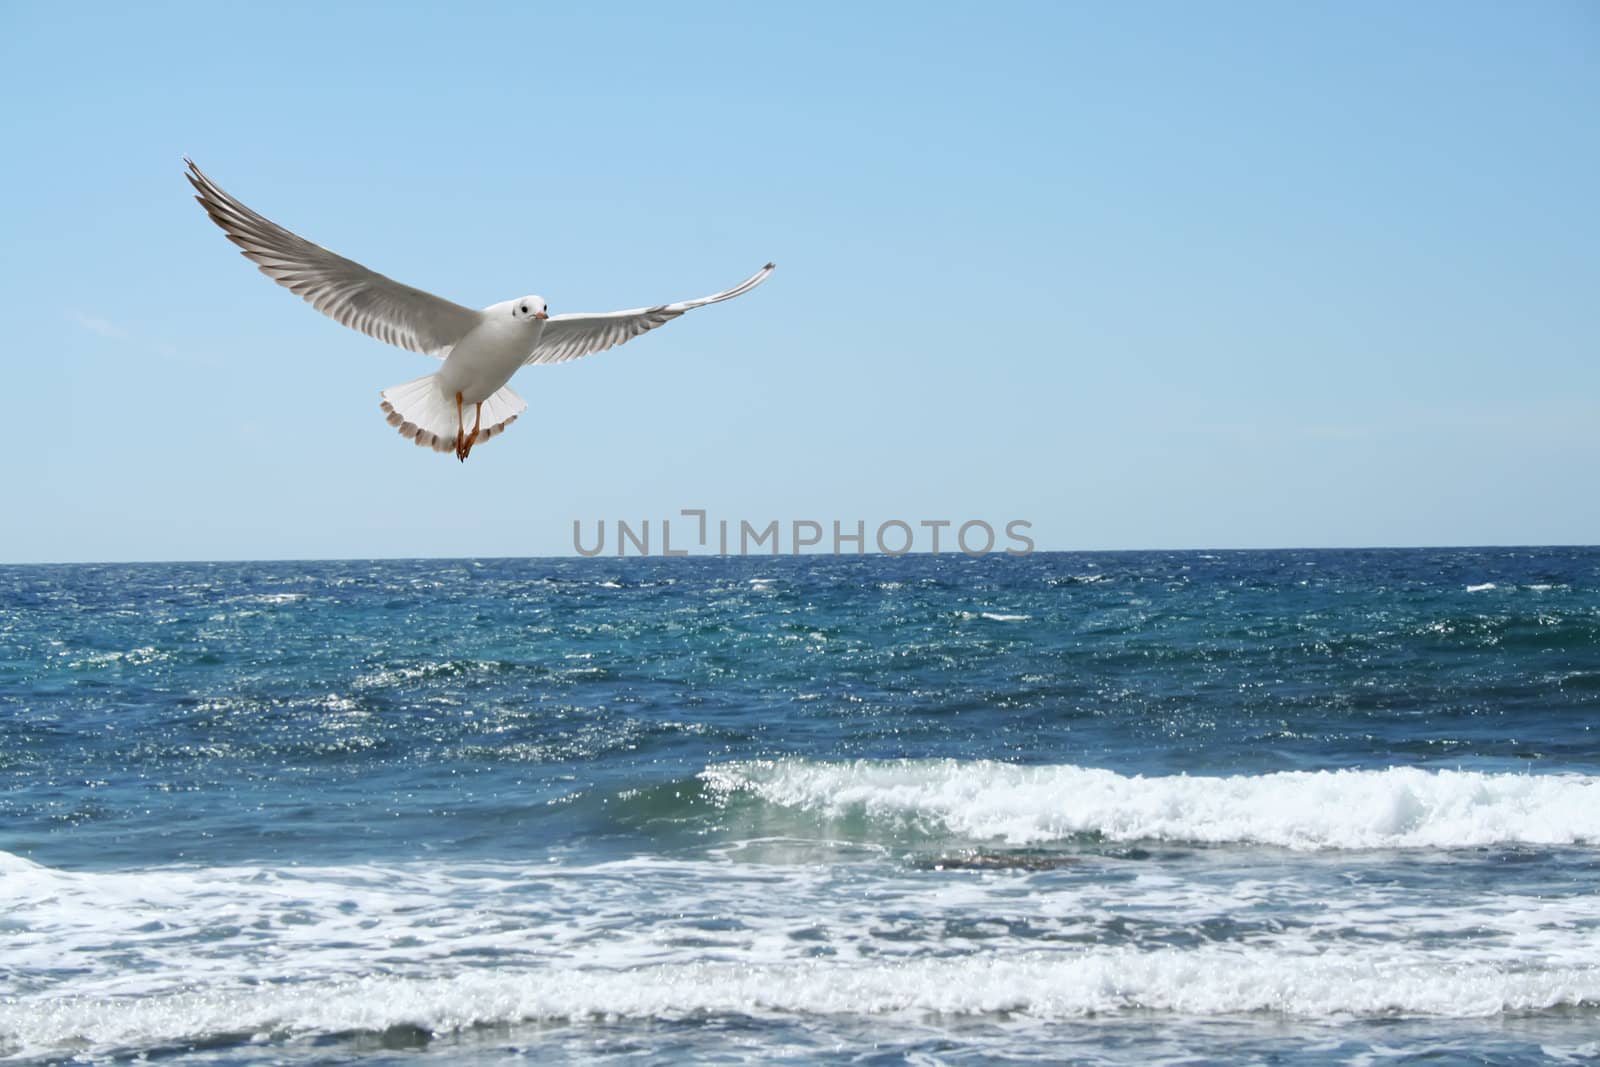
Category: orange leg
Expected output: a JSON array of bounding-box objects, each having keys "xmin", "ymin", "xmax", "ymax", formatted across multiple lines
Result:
[
  {"xmin": 454, "ymin": 391, "xmax": 467, "ymax": 462},
  {"xmin": 461, "ymin": 402, "xmax": 483, "ymax": 461}
]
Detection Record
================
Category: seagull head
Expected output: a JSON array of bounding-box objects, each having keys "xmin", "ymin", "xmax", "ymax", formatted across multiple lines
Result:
[{"xmin": 510, "ymin": 296, "xmax": 549, "ymax": 322}]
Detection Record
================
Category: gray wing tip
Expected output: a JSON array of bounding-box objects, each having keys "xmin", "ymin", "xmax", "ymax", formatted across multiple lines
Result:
[
  {"xmin": 764, "ymin": 262, "xmax": 776, "ymax": 271},
  {"xmin": 184, "ymin": 159, "xmax": 219, "ymax": 202}
]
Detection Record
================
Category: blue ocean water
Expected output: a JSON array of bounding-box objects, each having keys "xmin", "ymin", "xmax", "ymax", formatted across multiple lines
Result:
[{"xmin": 2, "ymin": 548, "xmax": 1598, "ymax": 1064}]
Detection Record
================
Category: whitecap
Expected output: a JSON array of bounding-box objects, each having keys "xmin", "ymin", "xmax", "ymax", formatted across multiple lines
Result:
[{"xmin": 702, "ymin": 759, "xmax": 1600, "ymax": 850}]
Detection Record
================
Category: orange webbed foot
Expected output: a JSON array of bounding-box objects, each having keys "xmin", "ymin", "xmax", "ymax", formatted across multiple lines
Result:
[
  {"xmin": 454, "ymin": 391, "xmax": 468, "ymax": 462},
  {"xmin": 460, "ymin": 402, "xmax": 483, "ymax": 461}
]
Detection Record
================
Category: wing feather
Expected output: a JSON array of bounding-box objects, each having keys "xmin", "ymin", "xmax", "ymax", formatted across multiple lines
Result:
[
  {"xmin": 185, "ymin": 159, "xmax": 481, "ymax": 358},
  {"xmin": 525, "ymin": 264, "xmax": 775, "ymax": 366}
]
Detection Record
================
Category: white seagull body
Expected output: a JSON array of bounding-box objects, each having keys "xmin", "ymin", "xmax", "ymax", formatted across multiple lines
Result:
[{"xmin": 185, "ymin": 159, "xmax": 774, "ymax": 460}]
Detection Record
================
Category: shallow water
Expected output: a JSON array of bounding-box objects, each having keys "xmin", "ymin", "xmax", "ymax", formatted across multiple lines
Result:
[{"xmin": 2, "ymin": 549, "xmax": 1597, "ymax": 1063}]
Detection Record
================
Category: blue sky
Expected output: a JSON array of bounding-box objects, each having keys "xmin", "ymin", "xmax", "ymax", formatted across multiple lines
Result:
[{"xmin": 1, "ymin": 2, "xmax": 1594, "ymax": 562}]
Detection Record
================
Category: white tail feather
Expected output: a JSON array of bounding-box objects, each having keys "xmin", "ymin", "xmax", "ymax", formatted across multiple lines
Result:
[{"xmin": 378, "ymin": 374, "xmax": 527, "ymax": 454}]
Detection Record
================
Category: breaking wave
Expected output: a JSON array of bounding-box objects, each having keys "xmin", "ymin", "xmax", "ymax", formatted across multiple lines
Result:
[{"xmin": 702, "ymin": 760, "xmax": 1600, "ymax": 850}]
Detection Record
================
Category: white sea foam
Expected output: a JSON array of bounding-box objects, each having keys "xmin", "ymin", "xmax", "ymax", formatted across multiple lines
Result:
[
  {"xmin": 1466, "ymin": 583, "xmax": 1497, "ymax": 592},
  {"xmin": 954, "ymin": 610, "xmax": 1032, "ymax": 622},
  {"xmin": 2, "ymin": 949, "xmax": 1596, "ymax": 1059},
  {"xmin": 3, "ymin": 844, "xmax": 1597, "ymax": 1060},
  {"xmin": 703, "ymin": 760, "xmax": 1600, "ymax": 850},
  {"xmin": 246, "ymin": 592, "xmax": 307, "ymax": 605}
]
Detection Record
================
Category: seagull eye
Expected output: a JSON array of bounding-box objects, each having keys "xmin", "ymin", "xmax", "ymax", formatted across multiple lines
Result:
[{"xmin": 519, "ymin": 305, "xmax": 527, "ymax": 314}]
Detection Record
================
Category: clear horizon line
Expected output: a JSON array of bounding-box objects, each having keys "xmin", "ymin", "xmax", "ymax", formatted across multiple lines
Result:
[{"xmin": 2, "ymin": 542, "xmax": 1596, "ymax": 568}]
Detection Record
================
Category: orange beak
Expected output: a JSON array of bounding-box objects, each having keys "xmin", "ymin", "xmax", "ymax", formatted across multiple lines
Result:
[{"xmin": 535, "ymin": 311, "xmax": 548, "ymax": 320}]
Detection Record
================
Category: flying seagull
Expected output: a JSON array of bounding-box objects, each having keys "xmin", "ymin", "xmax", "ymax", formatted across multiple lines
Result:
[{"xmin": 185, "ymin": 159, "xmax": 774, "ymax": 461}]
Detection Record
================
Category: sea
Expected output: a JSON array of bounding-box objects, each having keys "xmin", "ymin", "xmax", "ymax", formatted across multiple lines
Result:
[{"xmin": 1, "ymin": 548, "xmax": 1597, "ymax": 1064}]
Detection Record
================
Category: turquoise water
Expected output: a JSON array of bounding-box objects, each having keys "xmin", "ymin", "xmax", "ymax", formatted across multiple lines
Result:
[{"xmin": 2, "ymin": 549, "xmax": 1598, "ymax": 1063}]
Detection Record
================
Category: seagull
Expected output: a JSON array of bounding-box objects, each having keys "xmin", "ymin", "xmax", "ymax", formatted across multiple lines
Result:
[{"xmin": 184, "ymin": 159, "xmax": 774, "ymax": 461}]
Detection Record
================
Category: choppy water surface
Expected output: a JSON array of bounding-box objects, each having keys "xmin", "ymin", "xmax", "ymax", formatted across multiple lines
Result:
[{"xmin": 2, "ymin": 549, "xmax": 1598, "ymax": 1063}]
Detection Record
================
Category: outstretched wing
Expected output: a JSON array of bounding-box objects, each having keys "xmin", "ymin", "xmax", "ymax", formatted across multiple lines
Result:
[
  {"xmin": 185, "ymin": 159, "xmax": 481, "ymax": 358},
  {"xmin": 524, "ymin": 263, "xmax": 775, "ymax": 366}
]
